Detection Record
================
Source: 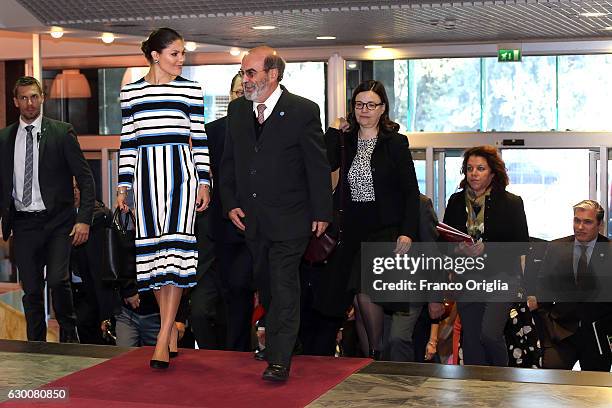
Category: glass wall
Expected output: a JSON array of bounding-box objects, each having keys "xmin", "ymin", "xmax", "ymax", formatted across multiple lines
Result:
[{"xmin": 363, "ymin": 53, "xmax": 612, "ymax": 132}]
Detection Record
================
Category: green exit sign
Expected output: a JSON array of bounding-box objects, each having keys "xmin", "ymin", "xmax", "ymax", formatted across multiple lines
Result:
[{"xmin": 498, "ymin": 49, "xmax": 522, "ymax": 62}]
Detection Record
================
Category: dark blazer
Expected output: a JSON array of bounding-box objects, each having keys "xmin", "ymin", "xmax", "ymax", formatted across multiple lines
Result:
[
  {"xmin": 220, "ymin": 87, "xmax": 333, "ymax": 241},
  {"xmin": 537, "ymin": 234, "xmax": 612, "ymax": 342},
  {"xmin": 205, "ymin": 116, "xmax": 244, "ymax": 243},
  {"xmin": 0, "ymin": 117, "xmax": 95, "ymax": 240},
  {"xmin": 443, "ymin": 189, "xmax": 529, "ymax": 243},
  {"xmin": 324, "ymin": 127, "xmax": 420, "ymax": 240}
]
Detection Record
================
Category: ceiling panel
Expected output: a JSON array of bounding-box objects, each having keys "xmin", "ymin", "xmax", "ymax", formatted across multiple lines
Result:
[{"xmin": 15, "ymin": 0, "xmax": 612, "ymax": 48}]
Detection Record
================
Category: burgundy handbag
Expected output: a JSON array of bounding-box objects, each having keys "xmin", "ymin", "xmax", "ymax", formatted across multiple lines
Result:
[{"xmin": 303, "ymin": 131, "xmax": 346, "ymax": 264}]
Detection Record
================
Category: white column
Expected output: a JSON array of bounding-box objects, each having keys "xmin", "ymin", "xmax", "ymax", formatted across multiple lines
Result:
[
  {"xmin": 326, "ymin": 53, "xmax": 346, "ymax": 127},
  {"xmin": 600, "ymin": 147, "xmax": 608, "ymax": 237},
  {"xmin": 31, "ymin": 34, "xmax": 42, "ymax": 82}
]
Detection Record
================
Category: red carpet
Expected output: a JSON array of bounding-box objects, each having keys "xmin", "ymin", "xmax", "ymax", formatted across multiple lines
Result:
[{"xmin": 3, "ymin": 348, "xmax": 370, "ymax": 408}]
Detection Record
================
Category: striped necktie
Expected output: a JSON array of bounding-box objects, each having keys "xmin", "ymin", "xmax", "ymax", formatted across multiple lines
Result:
[
  {"xmin": 256, "ymin": 104, "xmax": 267, "ymax": 124},
  {"xmin": 22, "ymin": 125, "xmax": 35, "ymax": 207}
]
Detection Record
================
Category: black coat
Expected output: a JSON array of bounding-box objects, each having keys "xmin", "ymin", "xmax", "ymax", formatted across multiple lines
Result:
[
  {"xmin": 205, "ymin": 116, "xmax": 244, "ymax": 243},
  {"xmin": 219, "ymin": 87, "xmax": 333, "ymax": 241},
  {"xmin": 443, "ymin": 189, "xmax": 529, "ymax": 243},
  {"xmin": 0, "ymin": 117, "xmax": 95, "ymax": 240},
  {"xmin": 324, "ymin": 127, "xmax": 420, "ymax": 240}
]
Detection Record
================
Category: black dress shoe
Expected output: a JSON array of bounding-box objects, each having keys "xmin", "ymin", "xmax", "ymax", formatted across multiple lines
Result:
[
  {"xmin": 150, "ymin": 359, "xmax": 169, "ymax": 369},
  {"xmin": 262, "ymin": 364, "xmax": 289, "ymax": 382},
  {"xmin": 254, "ymin": 348, "xmax": 266, "ymax": 361}
]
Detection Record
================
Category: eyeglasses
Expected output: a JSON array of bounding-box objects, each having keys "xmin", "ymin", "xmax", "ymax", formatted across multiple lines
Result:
[
  {"xmin": 238, "ymin": 68, "xmax": 268, "ymax": 79},
  {"xmin": 355, "ymin": 101, "xmax": 384, "ymax": 111},
  {"xmin": 232, "ymin": 89, "xmax": 244, "ymax": 96}
]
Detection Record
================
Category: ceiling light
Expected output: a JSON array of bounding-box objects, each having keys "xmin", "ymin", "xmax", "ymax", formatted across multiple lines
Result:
[
  {"xmin": 603, "ymin": 26, "xmax": 612, "ymax": 30},
  {"xmin": 101, "ymin": 32, "xmax": 115, "ymax": 44},
  {"xmin": 229, "ymin": 48, "xmax": 241, "ymax": 56},
  {"xmin": 347, "ymin": 62, "xmax": 358, "ymax": 69},
  {"xmin": 253, "ymin": 25, "xmax": 276, "ymax": 30},
  {"xmin": 316, "ymin": 36, "xmax": 336, "ymax": 40},
  {"xmin": 50, "ymin": 26, "xmax": 64, "ymax": 39},
  {"xmin": 580, "ymin": 12, "xmax": 608, "ymax": 17},
  {"xmin": 364, "ymin": 45, "xmax": 383, "ymax": 49},
  {"xmin": 185, "ymin": 41, "xmax": 197, "ymax": 52}
]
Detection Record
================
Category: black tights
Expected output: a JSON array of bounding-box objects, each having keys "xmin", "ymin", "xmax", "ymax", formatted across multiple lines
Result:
[{"xmin": 354, "ymin": 293, "xmax": 384, "ymax": 357}]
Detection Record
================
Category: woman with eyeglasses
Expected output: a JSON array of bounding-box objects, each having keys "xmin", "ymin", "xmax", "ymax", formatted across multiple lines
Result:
[{"xmin": 313, "ymin": 79, "xmax": 420, "ymax": 359}]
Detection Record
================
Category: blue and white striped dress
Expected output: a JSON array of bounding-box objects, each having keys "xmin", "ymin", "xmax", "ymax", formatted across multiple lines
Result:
[{"xmin": 118, "ymin": 76, "xmax": 209, "ymax": 291}]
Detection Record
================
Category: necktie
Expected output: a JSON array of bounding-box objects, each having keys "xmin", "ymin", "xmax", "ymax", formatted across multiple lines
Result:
[
  {"xmin": 256, "ymin": 104, "xmax": 267, "ymax": 125},
  {"xmin": 22, "ymin": 125, "xmax": 35, "ymax": 207},
  {"xmin": 576, "ymin": 244, "xmax": 588, "ymax": 285}
]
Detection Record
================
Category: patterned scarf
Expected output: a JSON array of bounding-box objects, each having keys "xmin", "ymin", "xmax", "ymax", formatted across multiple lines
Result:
[{"xmin": 465, "ymin": 186, "xmax": 491, "ymax": 241}]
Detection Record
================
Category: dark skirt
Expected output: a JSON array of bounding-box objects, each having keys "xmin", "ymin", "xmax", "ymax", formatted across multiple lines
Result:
[{"xmin": 313, "ymin": 201, "xmax": 399, "ymax": 318}]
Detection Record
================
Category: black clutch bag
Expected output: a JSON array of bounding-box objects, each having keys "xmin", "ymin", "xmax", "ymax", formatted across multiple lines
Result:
[
  {"xmin": 303, "ymin": 131, "xmax": 346, "ymax": 265},
  {"xmin": 102, "ymin": 208, "xmax": 136, "ymax": 281}
]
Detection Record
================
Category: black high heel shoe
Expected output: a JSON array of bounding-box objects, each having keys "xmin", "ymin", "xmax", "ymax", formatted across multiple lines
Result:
[
  {"xmin": 150, "ymin": 359, "xmax": 169, "ymax": 369},
  {"xmin": 169, "ymin": 348, "xmax": 179, "ymax": 358}
]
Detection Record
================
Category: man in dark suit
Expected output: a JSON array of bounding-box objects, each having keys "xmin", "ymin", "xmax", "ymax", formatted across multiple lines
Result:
[
  {"xmin": 0, "ymin": 76, "xmax": 95, "ymax": 342},
  {"xmin": 532, "ymin": 199, "xmax": 612, "ymax": 371},
  {"xmin": 220, "ymin": 46, "xmax": 333, "ymax": 381}
]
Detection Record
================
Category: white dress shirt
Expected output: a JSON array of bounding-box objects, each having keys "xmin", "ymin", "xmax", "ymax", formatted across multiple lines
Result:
[
  {"xmin": 13, "ymin": 115, "xmax": 46, "ymax": 211},
  {"xmin": 252, "ymin": 85, "xmax": 282, "ymax": 122}
]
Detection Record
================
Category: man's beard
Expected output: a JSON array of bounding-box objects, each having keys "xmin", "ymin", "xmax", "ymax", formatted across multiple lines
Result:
[{"xmin": 244, "ymin": 77, "xmax": 268, "ymax": 102}]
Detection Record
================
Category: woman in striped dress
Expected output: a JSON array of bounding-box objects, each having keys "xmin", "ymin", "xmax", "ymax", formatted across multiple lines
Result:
[{"xmin": 116, "ymin": 27, "xmax": 210, "ymax": 369}]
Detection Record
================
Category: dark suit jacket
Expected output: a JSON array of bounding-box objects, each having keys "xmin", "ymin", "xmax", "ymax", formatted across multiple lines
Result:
[
  {"xmin": 537, "ymin": 234, "xmax": 612, "ymax": 342},
  {"xmin": 324, "ymin": 127, "xmax": 420, "ymax": 240},
  {"xmin": 0, "ymin": 117, "xmax": 95, "ymax": 240},
  {"xmin": 220, "ymin": 87, "xmax": 333, "ymax": 241},
  {"xmin": 205, "ymin": 116, "xmax": 244, "ymax": 243}
]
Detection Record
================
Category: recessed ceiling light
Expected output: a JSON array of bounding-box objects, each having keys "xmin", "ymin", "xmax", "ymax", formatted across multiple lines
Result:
[
  {"xmin": 50, "ymin": 26, "xmax": 64, "ymax": 39},
  {"xmin": 316, "ymin": 36, "xmax": 336, "ymax": 40},
  {"xmin": 364, "ymin": 45, "xmax": 383, "ymax": 49},
  {"xmin": 347, "ymin": 62, "xmax": 358, "ymax": 69},
  {"xmin": 229, "ymin": 48, "xmax": 241, "ymax": 56},
  {"xmin": 101, "ymin": 32, "xmax": 115, "ymax": 44},
  {"xmin": 253, "ymin": 25, "xmax": 276, "ymax": 30},
  {"xmin": 580, "ymin": 12, "xmax": 608, "ymax": 17},
  {"xmin": 184, "ymin": 41, "xmax": 197, "ymax": 52}
]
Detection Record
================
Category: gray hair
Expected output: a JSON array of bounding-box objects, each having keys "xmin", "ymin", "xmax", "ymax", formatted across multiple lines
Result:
[
  {"xmin": 573, "ymin": 199, "xmax": 605, "ymax": 223},
  {"xmin": 264, "ymin": 53, "xmax": 285, "ymax": 82}
]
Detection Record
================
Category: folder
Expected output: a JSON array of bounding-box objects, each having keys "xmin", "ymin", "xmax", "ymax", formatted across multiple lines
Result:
[{"xmin": 436, "ymin": 222, "xmax": 474, "ymax": 243}]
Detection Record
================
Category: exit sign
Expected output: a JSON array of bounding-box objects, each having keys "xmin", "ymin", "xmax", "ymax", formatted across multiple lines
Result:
[{"xmin": 498, "ymin": 49, "xmax": 521, "ymax": 62}]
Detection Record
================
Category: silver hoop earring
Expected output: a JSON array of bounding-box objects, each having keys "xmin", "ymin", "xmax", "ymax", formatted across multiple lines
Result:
[{"xmin": 154, "ymin": 60, "xmax": 159, "ymax": 64}]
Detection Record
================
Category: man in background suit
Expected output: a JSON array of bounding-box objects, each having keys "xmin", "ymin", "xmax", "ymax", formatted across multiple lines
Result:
[
  {"xmin": 532, "ymin": 199, "xmax": 612, "ymax": 371},
  {"xmin": 220, "ymin": 46, "xmax": 333, "ymax": 381},
  {"xmin": 0, "ymin": 76, "xmax": 95, "ymax": 342}
]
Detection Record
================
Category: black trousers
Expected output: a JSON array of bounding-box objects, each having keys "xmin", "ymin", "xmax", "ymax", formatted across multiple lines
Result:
[
  {"xmin": 458, "ymin": 301, "xmax": 511, "ymax": 366},
  {"xmin": 247, "ymin": 235, "xmax": 309, "ymax": 367},
  {"xmin": 218, "ymin": 242, "xmax": 254, "ymax": 351},
  {"xmin": 12, "ymin": 208, "xmax": 77, "ymax": 341},
  {"xmin": 534, "ymin": 312, "xmax": 612, "ymax": 372}
]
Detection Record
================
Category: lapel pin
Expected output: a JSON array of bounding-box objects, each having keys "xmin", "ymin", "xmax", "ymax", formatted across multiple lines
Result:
[{"xmin": 280, "ymin": 111, "xmax": 285, "ymax": 117}]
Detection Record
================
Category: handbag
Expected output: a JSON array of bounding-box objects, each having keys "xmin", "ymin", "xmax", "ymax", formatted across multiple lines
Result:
[
  {"xmin": 102, "ymin": 207, "xmax": 136, "ymax": 281},
  {"xmin": 303, "ymin": 131, "xmax": 347, "ymax": 264}
]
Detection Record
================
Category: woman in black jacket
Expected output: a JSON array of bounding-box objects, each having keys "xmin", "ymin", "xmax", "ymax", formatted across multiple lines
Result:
[
  {"xmin": 443, "ymin": 145, "xmax": 529, "ymax": 366},
  {"xmin": 314, "ymin": 80, "xmax": 420, "ymax": 359}
]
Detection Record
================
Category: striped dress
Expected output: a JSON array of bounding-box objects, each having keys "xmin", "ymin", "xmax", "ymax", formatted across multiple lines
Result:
[{"xmin": 118, "ymin": 76, "xmax": 209, "ymax": 291}]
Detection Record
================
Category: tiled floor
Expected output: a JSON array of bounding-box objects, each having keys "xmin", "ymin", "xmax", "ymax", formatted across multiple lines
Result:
[
  {"xmin": 307, "ymin": 373, "xmax": 612, "ymax": 408},
  {"xmin": 0, "ymin": 340, "xmax": 610, "ymax": 408}
]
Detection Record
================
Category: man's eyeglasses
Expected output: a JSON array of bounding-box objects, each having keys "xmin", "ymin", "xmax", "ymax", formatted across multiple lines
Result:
[
  {"xmin": 232, "ymin": 89, "xmax": 244, "ymax": 96},
  {"xmin": 355, "ymin": 101, "xmax": 384, "ymax": 111},
  {"xmin": 238, "ymin": 68, "xmax": 269, "ymax": 79}
]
